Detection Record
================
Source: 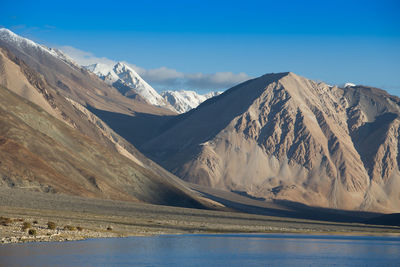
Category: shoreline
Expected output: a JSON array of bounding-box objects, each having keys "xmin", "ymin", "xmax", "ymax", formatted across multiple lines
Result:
[
  {"xmin": 1, "ymin": 190, "xmax": 400, "ymax": 245},
  {"xmin": 3, "ymin": 230, "xmax": 400, "ymax": 245},
  {"xmin": 2, "ymin": 214, "xmax": 400, "ymax": 245}
]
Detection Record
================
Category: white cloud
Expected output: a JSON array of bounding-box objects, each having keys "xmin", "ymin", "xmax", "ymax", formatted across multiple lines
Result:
[
  {"xmin": 185, "ymin": 72, "xmax": 251, "ymax": 89},
  {"xmin": 60, "ymin": 46, "xmax": 251, "ymax": 91},
  {"xmin": 125, "ymin": 64, "xmax": 184, "ymax": 86},
  {"xmin": 59, "ymin": 46, "xmax": 116, "ymax": 66},
  {"xmin": 140, "ymin": 68, "xmax": 251, "ymax": 91}
]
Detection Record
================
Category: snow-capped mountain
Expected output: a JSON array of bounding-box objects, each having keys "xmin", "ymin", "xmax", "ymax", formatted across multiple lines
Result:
[
  {"xmin": 85, "ymin": 62, "xmax": 169, "ymax": 107},
  {"xmin": 1, "ymin": 28, "xmax": 223, "ymax": 114},
  {"xmin": 0, "ymin": 28, "xmax": 53, "ymax": 55},
  {"xmin": 84, "ymin": 61, "xmax": 222, "ymax": 113},
  {"xmin": 161, "ymin": 90, "xmax": 222, "ymax": 113},
  {"xmin": 344, "ymin": 82, "xmax": 356, "ymax": 88},
  {"xmin": 0, "ymin": 28, "xmax": 78, "ymax": 68}
]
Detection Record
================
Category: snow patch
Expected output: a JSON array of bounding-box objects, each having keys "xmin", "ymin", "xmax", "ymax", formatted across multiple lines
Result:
[
  {"xmin": 344, "ymin": 83, "xmax": 356, "ymax": 88},
  {"xmin": 0, "ymin": 28, "xmax": 80, "ymax": 68},
  {"xmin": 162, "ymin": 90, "xmax": 222, "ymax": 113}
]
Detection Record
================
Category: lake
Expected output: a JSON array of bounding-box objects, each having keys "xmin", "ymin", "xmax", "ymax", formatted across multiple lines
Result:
[{"xmin": 1, "ymin": 234, "xmax": 400, "ymax": 266}]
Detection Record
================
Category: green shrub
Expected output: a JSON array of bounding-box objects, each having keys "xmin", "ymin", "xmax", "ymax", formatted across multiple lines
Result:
[
  {"xmin": 33, "ymin": 220, "xmax": 38, "ymax": 224},
  {"xmin": 77, "ymin": 226, "xmax": 83, "ymax": 231},
  {"xmin": 28, "ymin": 229, "xmax": 37, "ymax": 235},
  {"xmin": 106, "ymin": 226, "xmax": 113, "ymax": 231},
  {"xmin": 47, "ymin": 221, "xmax": 57, "ymax": 230}
]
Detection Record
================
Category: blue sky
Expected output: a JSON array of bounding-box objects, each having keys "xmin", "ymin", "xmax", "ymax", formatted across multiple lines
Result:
[{"xmin": 1, "ymin": 0, "xmax": 400, "ymax": 94}]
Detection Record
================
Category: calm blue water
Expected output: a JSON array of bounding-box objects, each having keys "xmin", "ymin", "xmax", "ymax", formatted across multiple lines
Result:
[{"xmin": 1, "ymin": 234, "xmax": 400, "ymax": 266}]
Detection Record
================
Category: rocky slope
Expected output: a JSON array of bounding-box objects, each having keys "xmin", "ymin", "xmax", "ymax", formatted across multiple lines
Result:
[
  {"xmin": 162, "ymin": 90, "xmax": 222, "ymax": 113},
  {"xmin": 142, "ymin": 72, "xmax": 400, "ymax": 212},
  {"xmin": 0, "ymin": 84, "xmax": 209, "ymax": 207},
  {"xmin": 85, "ymin": 62, "xmax": 173, "ymax": 109},
  {"xmin": 0, "ymin": 28, "xmax": 174, "ymax": 117},
  {"xmin": 0, "ymin": 46, "xmax": 143, "ymax": 167},
  {"xmin": 0, "ymin": 29, "xmax": 179, "ymax": 166},
  {"xmin": 0, "ymin": 29, "xmax": 215, "ymax": 208}
]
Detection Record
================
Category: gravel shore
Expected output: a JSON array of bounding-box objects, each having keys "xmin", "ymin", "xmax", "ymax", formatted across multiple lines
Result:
[{"xmin": 1, "ymin": 188, "xmax": 400, "ymax": 244}]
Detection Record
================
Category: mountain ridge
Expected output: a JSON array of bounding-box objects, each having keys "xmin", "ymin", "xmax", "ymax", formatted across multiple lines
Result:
[
  {"xmin": 0, "ymin": 28, "xmax": 216, "ymax": 209},
  {"xmin": 161, "ymin": 90, "xmax": 222, "ymax": 113},
  {"xmin": 0, "ymin": 84, "xmax": 209, "ymax": 207},
  {"xmin": 1, "ymin": 28, "xmax": 398, "ymax": 213},
  {"xmin": 84, "ymin": 62, "xmax": 223, "ymax": 114},
  {"xmin": 142, "ymin": 72, "xmax": 400, "ymax": 212},
  {"xmin": 84, "ymin": 61, "xmax": 172, "ymax": 108}
]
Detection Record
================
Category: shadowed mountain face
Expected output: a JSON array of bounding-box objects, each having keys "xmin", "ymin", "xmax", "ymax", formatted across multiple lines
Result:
[
  {"xmin": 0, "ymin": 84, "xmax": 207, "ymax": 208},
  {"xmin": 142, "ymin": 72, "xmax": 400, "ymax": 212},
  {"xmin": 0, "ymin": 29, "xmax": 179, "ymax": 171},
  {"xmin": 0, "ymin": 31, "xmax": 213, "ymax": 209}
]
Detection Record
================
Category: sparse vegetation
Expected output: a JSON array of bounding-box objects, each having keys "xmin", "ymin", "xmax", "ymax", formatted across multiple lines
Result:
[
  {"xmin": 2, "ymin": 184, "xmax": 400, "ymax": 245},
  {"xmin": 28, "ymin": 229, "xmax": 37, "ymax": 235},
  {"xmin": 64, "ymin": 225, "xmax": 76, "ymax": 231},
  {"xmin": 22, "ymin": 222, "xmax": 32, "ymax": 230},
  {"xmin": 0, "ymin": 216, "xmax": 13, "ymax": 226},
  {"xmin": 47, "ymin": 221, "xmax": 57, "ymax": 230}
]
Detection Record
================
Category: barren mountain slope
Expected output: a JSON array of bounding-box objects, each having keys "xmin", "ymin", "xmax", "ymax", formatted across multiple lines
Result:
[
  {"xmin": 0, "ymin": 28, "xmax": 174, "ymax": 117},
  {"xmin": 0, "ymin": 29, "xmax": 177, "ymax": 149},
  {"xmin": 0, "ymin": 85, "xmax": 210, "ymax": 208},
  {"xmin": 0, "ymin": 31, "xmax": 217, "ymax": 209},
  {"xmin": 0, "ymin": 46, "xmax": 146, "ymax": 164},
  {"xmin": 142, "ymin": 72, "xmax": 400, "ymax": 212},
  {"xmin": 0, "ymin": 31, "xmax": 181, "ymax": 179}
]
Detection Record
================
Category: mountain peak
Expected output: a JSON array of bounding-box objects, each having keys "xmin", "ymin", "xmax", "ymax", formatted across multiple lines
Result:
[
  {"xmin": 161, "ymin": 90, "xmax": 222, "ymax": 113},
  {"xmin": 85, "ymin": 62, "xmax": 114, "ymax": 77},
  {"xmin": 0, "ymin": 28, "xmax": 14, "ymax": 35},
  {"xmin": 253, "ymin": 71, "xmax": 293, "ymax": 84},
  {"xmin": 0, "ymin": 28, "xmax": 44, "ymax": 51},
  {"xmin": 0, "ymin": 28, "xmax": 17, "ymax": 36},
  {"xmin": 0, "ymin": 28, "xmax": 79, "ymax": 68},
  {"xmin": 344, "ymin": 82, "xmax": 356, "ymax": 88},
  {"xmin": 114, "ymin": 61, "xmax": 129, "ymax": 72},
  {"xmin": 142, "ymin": 72, "xmax": 400, "ymax": 212},
  {"xmin": 84, "ymin": 61, "xmax": 170, "ymax": 108}
]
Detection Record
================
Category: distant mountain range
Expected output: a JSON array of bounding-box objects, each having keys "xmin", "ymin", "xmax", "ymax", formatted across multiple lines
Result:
[
  {"xmin": 83, "ymin": 62, "xmax": 222, "ymax": 114},
  {"xmin": 0, "ymin": 28, "xmax": 223, "ymax": 115},
  {"xmin": 161, "ymin": 90, "xmax": 222, "ymax": 113},
  {"xmin": 1, "ymin": 28, "xmax": 399, "ymax": 213},
  {"xmin": 85, "ymin": 62, "xmax": 170, "ymax": 107}
]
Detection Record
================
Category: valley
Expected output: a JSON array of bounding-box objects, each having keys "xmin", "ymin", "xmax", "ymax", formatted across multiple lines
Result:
[{"xmin": 0, "ymin": 28, "xmax": 399, "ymax": 246}]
